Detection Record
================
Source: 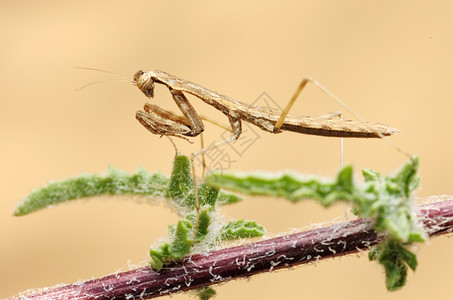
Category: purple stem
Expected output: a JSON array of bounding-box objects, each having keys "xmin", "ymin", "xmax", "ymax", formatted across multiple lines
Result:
[{"xmin": 12, "ymin": 199, "xmax": 453, "ymax": 300}]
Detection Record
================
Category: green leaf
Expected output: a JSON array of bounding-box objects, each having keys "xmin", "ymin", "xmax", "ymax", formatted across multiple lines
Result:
[
  {"xmin": 217, "ymin": 191, "xmax": 243, "ymax": 205},
  {"xmin": 197, "ymin": 183, "xmax": 219, "ymax": 207},
  {"xmin": 170, "ymin": 220, "xmax": 193, "ymax": 258},
  {"xmin": 217, "ymin": 220, "xmax": 266, "ymax": 241},
  {"xmin": 149, "ymin": 242, "xmax": 171, "ymax": 271},
  {"xmin": 15, "ymin": 154, "xmax": 265, "ymax": 281},
  {"xmin": 196, "ymin": 287, "xmax": 216, "ymax": 300},
  {"xmin": 206, "ymin": 156, "xmax": 424, "ymax": 291},
  {"xmin": 362, "ymin": 168, "xmax": 380, "ymax": 182},
  {"xmin": 369, "ymin": 239, "xmax": 418, "ymax": 291},
  {"xmin": 194, "ymin": 208, "xmax": 212, "ymax": 243},
  {"xmin": 150, "ymin": 156, "xmax": 243, "ymax": 270},
  {"xmin": 392, "ymin": 156, "xmax": 419, "ymax": 197},
  {"xmin": 206, "ymin": 165, "xmax": 355, "ymax": 206},
  {"xmin": 14, "ymin": 167, "xmax": 168, "ymax": 216},
  {"xmin": 166, "ymin": 155, "xmax": 195, "ymax": 208},
  {"xmin": 149, "ymin": 219, "xmax": 193, "ymax": 271}
]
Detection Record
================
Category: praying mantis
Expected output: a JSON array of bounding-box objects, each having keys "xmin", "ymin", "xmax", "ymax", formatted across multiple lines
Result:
[{"xmin": 133, "ymin": 70, "xmax": 398, "ymax": 144}]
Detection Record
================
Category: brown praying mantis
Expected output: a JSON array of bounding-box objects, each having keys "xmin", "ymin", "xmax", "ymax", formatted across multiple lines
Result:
[
  {"xmin": 77, "ymin": 67, "xmax": 404, "ymax": 241},
  {"xmin": 133, "ymin": 70, "xmax": 399, "ymax": 142}
]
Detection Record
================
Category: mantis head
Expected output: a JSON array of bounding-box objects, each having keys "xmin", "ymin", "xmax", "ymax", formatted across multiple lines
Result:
[{"xmin": 134, "ymin": 70, "xmax": 155, "ymax": 98}]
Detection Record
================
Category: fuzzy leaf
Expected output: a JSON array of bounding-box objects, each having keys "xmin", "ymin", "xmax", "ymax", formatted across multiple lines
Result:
[
  {"xmin": 362, "ymin": 168, "xmax": 380, "ymax": 182},
  {"xmin": 14, "ymin": 167, "xmax": 168, "ymax": 216},
  {"xmin": 194, "ymin": 208, "xmax": 212, "ymax": 243},
  {"xmin": 217, "ymin": 220, "xmax": 266, "ymax": 241},
  {"xmin": 368, "ymin": 239, "xmax": 418, "ymax": 291},
  {"xmin": 149, "ymin": 219, "xmax": 193, "ymax": 270},
  {"xmin": 15, "ymin": 154, "xmax": 266, "ymax": 284},
  {"xmin": 217, "ymin": 191, "xmax": 243, "ymax": 205},
  {"xmin": 170, "ymin": 220, "xmax": 193, "ymax": 258},
  {"xmin": 206, "ymin": 165, "xmax": 355, "ymax": 205},
  {"xmin": 206, "ymin": 156, "xmax": 424, "ymax": 291},
  {"xmin": 166, "ymin": 155, "xmax": 194, "ymax": 208},
  {"xmin": 149, "ymin": 243, "xmax": 172, "ymax": 271},
  {"xmin": 196, "ymin": 287, "xmax": 216, "ymax": 300},
  {"xmin": 197, "ymin": 183, "xmax": 219, "ymax": 207}
]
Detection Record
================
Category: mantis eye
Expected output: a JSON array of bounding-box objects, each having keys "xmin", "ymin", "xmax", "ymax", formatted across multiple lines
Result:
[{"xmin": 133, "ymin": 70, "xmax": 145, "ymax": 82}]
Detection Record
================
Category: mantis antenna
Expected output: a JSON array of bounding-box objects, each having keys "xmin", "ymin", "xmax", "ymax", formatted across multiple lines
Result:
[{"xmin": 74, "ymin": 67, "xmax": 134, "ymax": 91}]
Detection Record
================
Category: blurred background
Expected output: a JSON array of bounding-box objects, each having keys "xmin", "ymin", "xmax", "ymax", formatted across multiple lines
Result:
[{"xmin": 1, "ymin": 1, "xmax": 452, "ymax": 299}]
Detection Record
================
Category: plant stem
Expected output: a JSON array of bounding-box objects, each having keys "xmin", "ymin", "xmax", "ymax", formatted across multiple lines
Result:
[{"xmin": 11, "ymin": 199, "xmax": 453, "ymax": 300}]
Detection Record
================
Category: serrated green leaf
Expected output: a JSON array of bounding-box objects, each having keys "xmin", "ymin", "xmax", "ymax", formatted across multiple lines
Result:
[
  {"xmin": 16, "ymin": 154, "xmax": 266, "ymax": 281},
  {"xmin": 166, "ymin": 155, "xmax": 194, "ymax": 208},
  {"xmin": 149, "ymin": 219, "xmax": 193, "ymax": 271},
  {"xmin": 206, "ymin": 156, "xmax": 424, "ymax": 291},
  {"xmin": 170, "ymin": 220, "xmax": 192, "ymax": 258},
  {"xmin": 196, "ymin": 287, "xmax": 216, "ymax": 300},
  {"xmin": 197, "ymin": 183, "xmax": 219, "ymax": 207},
  {"xmin": 369, "ymin": 239, "xmax": 417, "ymax": 291},
  {"xmin": 392, "ymin": 156, "xmax": 419, "ymax": 197},
  {"xmin": 149, "ymin": 242, "xmax": 172, "ymax": 271},
  {"xmin": 14, "ymin": 167, "xmax": 168, "ymax": 216},
  {"xmin": 206, "ymin": 166, "xmax": 355, "ymax": 206},
  {"xmin": 194, "ymin": 209, "xmax": 212, "ymax": 243},
  {"xmin": 217, "ymin": 191, "xmax": 243, "ymax": 205},
  {"xmin": 217, "ymin": 220, "xmax": 266, "ymax": 241},
  {"xmin": 362, "ymin": 168, "xmax": 380, "ymax": 182}
]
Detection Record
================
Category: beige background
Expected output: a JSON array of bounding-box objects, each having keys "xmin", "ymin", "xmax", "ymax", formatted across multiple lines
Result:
[{"xmin": 1, "ymin": 1, "xmax": 452, "ymax": 299}]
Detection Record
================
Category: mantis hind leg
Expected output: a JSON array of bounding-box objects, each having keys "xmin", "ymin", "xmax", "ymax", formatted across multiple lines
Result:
[
  {"xmin": 273, "ymin": 78, "xmax": 311, "ymax": 133},
  {"xmin": 273, "ymin": 78, "xmax": 410, "ymax": 158}
]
